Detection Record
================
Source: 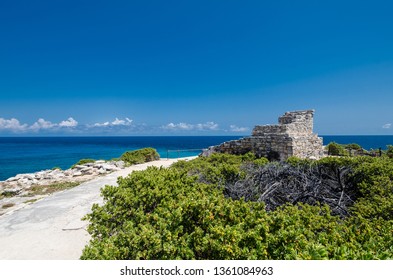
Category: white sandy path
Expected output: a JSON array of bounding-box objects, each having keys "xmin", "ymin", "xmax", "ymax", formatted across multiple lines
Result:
[{"xmin": 0, "ymin": 157, "xmax": 195, "ymax": 260}]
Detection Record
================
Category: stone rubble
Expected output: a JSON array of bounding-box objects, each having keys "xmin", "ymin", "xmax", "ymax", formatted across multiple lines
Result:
[{"xmin": 202, "ymin": 110, "xmax": 324, "ymax": 161}]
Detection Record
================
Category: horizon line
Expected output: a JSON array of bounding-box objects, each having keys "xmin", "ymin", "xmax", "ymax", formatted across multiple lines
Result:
[{"xmin": 1, "ymin": 134, "xmax": 393, "ymax": 138}]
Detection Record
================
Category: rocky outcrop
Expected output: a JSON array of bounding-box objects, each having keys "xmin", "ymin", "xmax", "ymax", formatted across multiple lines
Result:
[
  {"xmin": 0, "ymin": 160, "xmax": 126, "ymax": 197},
  {"xmin": 202, "ymin": 110, "xmax": 324, "ymax": 161}
]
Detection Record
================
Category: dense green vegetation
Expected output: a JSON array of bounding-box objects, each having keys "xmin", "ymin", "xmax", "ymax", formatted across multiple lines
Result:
[
  {"xmin": 81, "ymin": 153, "xmax": 393, "ymax": 260},
  {"xmin": 326, "ymin": 141, "xmax": 393, "ymax": 157},
  {"xmin": 120, "ymin": 147, "xmax": 160, "ymax": 165},
  {"xmin": 326, "ymin": 142, "xmax": 349, "ymax": 156},
  {"xmin": 68, "ymin": 148, "xmax": 160, "ymax": 169},
  {"xmin": 387, "ymin": 145, "xmax": 393, "ymax": 158},
  {"xmin": 326, "ymin": 142, "xmax": 365, "ymax": 156}
]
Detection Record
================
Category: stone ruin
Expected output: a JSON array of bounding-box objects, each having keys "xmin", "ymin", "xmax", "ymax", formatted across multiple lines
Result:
[{"xmin": 202, "ymin": 110, "xmax": 324, "ymax": 161}]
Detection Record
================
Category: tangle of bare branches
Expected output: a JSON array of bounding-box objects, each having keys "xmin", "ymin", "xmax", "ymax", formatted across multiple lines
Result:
[{"xmin": 224, "ymin": 162, "xmax": 357, "ymax": 217}]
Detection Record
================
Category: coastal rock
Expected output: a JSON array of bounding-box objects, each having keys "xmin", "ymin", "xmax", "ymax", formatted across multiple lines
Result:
[
  {"xmin": 18, "ymin": 178, "xmax": 31, "ymax": 185},
  {"xmin": 80, "ymin": 167, "xmax": 93, "ymax": 173},
  {"xmin": 24, "ymin": 174, "xmax": 35, "ymax": 180},
  {"xmin": 97, "ymin": 168, "xmax": 107, "ymax": 174},
  {"xmin": 104, "ymin": 164, "xmax": 119, "ymax": 171},
  {"xmin": 72, "ymin": 171, "xmax": 83, "ymax": 177},
  {"xmin": 114, "ymin": 160, "xmax": 125, "ymax": 169},
  {"xmin": 51, "ymin": 173, "xmax": 65, "ymax": 180},
  {"xmin": 6, "ymin": 176, "xmax": 19, "ymax": 182},
  {"xmin": 1, "ymin": 187, "xmax": 22, "ymax": 196},
  {"xmin": 73, "ymin": 165, "xmax": 86, "ymax": 170},
  {"xmin": 0, "ymin": 159, "xmax": 128, "ymax": 197},
  {"xmin": 63, "ymin": 170, "xmax": 73, "ymax": 176}
]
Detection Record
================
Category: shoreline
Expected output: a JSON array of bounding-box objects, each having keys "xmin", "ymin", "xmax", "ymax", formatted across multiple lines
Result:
[
  {"xmin": 0, "ymin": 156, "xmax": 197, "ymax": 216},
  {"xmin": 0, "ymin": 136, "xmax": 240, "ymax": 182},
  {"xmin": 0, "ymin": 156, "xmax": 197, "ymax": 259},
  {"xmin": 1, "ymin": 136, "xmax": 391, "ymax": 182}
]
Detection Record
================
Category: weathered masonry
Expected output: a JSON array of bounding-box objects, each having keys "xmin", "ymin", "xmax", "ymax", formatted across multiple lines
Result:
[{"xmin": 202, "ymin": 110, "xmax": 324, "ymax": 160}]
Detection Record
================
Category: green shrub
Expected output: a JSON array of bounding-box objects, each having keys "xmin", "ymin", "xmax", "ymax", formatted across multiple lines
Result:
[
  {"xmin": 120, "ymin": 148, "xmax": 160, "ymax": 165},
  {"xmin": 326, "ymin": 142, "xmax": 348, "ymax": 156},
  {"xmin": 171, "ymin": 153, "xmax": 257, "ymax": 185},
  {"xmin": 81, "ymin": 154, "xmax": 393, "ymax": 260},
  {"xmin": 71, "ymin": 159, "xmax": 96, "ymax": 169},
  {"xmin": 344, "ymin": 143, "xmax": 363, "ymax": 151},
  {"xmin": 386, "ymin": 145, "xmax": 393, "ymax": 158},
  {"xmin": 350, "ymin": 157, "xmax": 393, "ymax": 220},
  {"xmin": 81, "ymin": 167, "xmax": 269, "ymax": 260},
  {"xmin": 253, "ymin": 157, "xmax": 269, "ymax": 166},
  {"xmin": 286, "ymin": 156, "xmax": 313, "ymax": 166},
  {"xmin": 267, "ymin": 203, "xmax": 393, "ymax": 259}
]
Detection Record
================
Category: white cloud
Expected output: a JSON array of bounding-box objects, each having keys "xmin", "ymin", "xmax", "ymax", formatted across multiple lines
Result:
[
  {"xmin": 196, "ymin": 122, "xmax": 219, "ymax": 130},
  {"xmin": 30, "ymin": 118, "xmax": 56, "ymax": 130},
  {"xmin": 30, "ymin": 117, "xmax": 78, "ymax": 130},
  {"xmin": 230, "ymin": 125, "xmax": 249, "ymax": 132},
  {"xmin": 0, "ymin": 117, "xmax": 80, "ymax": 133},
  {"xmin": 94, "ymin": 117, "xmax": 133, "ymax": 127},
  {"xmin": 163, "ymin": 122, "xmax": 194, "ymax": 130},
  {"xmin": 164, "ymin": 123, "xmax": 176, "ymax": 129},
  {"xmin": 0, "ymin": 118, "xmax": 29, "ymax": 132},
  {"xmin": 93, "ymin": 121, "xmax": 110, "ymax": 127},
  {"xmin": 112, "ymin": 117, "xmax": 133, "ymax": 126},
  {"xmin": 0, "ymin": 117, "xmax": 222, "ymax": 135},
  {"xmin": 162, "ymin": 121, "xmax": 219, "ymax": 131},
  {"xmin": 382, "ymin": 123, "xmax": 391, "ymax": 129},
  {"xmin": 59, "ymin": 117, "xmax": 78, "ymax": 127}
]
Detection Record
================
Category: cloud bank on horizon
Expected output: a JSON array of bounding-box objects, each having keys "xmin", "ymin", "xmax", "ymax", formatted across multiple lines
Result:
[
  {"xmin": 161, "ymin": 122, "xmax": 219, "ymax": 131},
  {"xmin": 0, "ymin": 117, "xmax": 250, "ymax": 135},
  {"xmin": 92, "ymin": 118, "xmax": 133, "ymax": 128},
  {"xmin": 1, "ymin": 115, "xmax": 391, "ymax": 135}
]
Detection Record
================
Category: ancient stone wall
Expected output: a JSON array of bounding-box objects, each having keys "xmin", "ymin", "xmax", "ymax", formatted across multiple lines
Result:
[{"xmin": 202, "ymin": 110, "xmax": 324, "ymax": 160}]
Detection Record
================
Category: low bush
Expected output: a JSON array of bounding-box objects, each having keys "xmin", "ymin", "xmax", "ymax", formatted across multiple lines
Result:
[
  {"xmin": 120, "ymin": 148, "xmax": 160, "ymax": 165},
  {"xmin": 326, "ymin": 142, "xmax": 348, "ymax": 156},
  {"xmin": 350, "ymin": 156, "xmax": 393, "ymax": 220},
  {"xmin": 343, "ymin": 143, "xmax": 363, "ymax": 151},
  {"xmin": 71, "ymin": 159, "xmax": 96, "ymax": 169},
  {"xmin": 81, "ymin": 167, "xmax": 270, "ymax": 260},
  {"xmin": 387, "ymin": 145, "xmax": 393, "ymax": 158},
  {"xmin": 81, "ymin": 152, "xmax": 393, "ymax": 260}
]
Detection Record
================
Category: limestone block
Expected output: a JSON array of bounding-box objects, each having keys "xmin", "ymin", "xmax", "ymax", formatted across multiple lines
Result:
[{"xmin": 72, "ymin": 171, "xmax": 83, "ymax": 177}]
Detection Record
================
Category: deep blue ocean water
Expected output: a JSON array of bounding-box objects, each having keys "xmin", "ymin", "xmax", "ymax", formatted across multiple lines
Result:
[
  {"xmin": 1, "ymin": 135, "xmax": 393, "ymax": 181},
  {"xmin": 0, "ymin": 136, "xmax": 238, "ymax": 181}
]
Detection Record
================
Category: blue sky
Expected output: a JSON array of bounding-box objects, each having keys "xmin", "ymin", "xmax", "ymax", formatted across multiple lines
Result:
[{"xmin": 0, "ymin": 0, "xmax": 392, "ymax": 136}]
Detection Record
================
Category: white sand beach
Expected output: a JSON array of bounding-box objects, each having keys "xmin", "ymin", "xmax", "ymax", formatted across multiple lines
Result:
[{"xmin": 0, "ymin": 157, "xmax": 196, "ymax": 260}]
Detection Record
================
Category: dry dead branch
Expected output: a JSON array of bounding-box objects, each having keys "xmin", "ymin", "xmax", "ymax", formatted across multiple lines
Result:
[{"xmin": 225, "ymin": 162, "xmax": 357, "ymax": 217}]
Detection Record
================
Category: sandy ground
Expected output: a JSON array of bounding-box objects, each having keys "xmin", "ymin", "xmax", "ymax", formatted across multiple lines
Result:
[{"xmin": 0, "ymin": 157, "xmax": 196, "ymax": 260}]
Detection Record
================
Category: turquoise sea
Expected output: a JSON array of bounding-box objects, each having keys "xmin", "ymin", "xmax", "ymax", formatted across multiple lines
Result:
[{"xmin": 0, "ymin": 135, "xmax": 393, "ymax": 181}]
